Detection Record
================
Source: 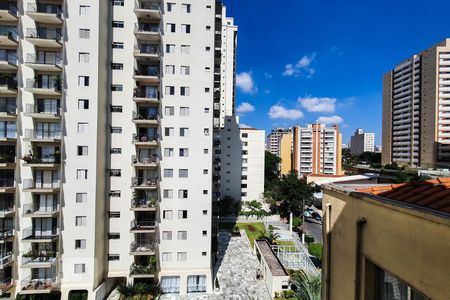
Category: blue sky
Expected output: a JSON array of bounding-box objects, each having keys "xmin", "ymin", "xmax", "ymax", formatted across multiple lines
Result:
[{"xmin": 224, "ymin": 0, "xmax": 450, "ymax": 145}]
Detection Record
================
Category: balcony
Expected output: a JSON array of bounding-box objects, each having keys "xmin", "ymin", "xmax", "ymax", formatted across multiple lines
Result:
[
  {"xmin": 0, "ymin": 228, "xmax": 14, "ymax": 243},
  {"xmin": 23, "ymin": 203, "xmax": 59, "ymax": 218},
  {"xmin": 26, "ymin": 3, "xmax": 63, "ymax": 24},
  {"xmin": 133, "ymin": 87, "xmax": 159, "ymax": 103},
  {"xmin": 131, "ymin": 197, "xmax": 157, "ymax": 211},
  {"xmin": 0, "ymin": 101, "xmax": 16, "ymax": 120},
  {"xmin": 134, "ymin": 1, "xmax": 160, "ymax": 19},
  {"xmin": 0, "ymin": 277, "xmax": 13, "ymax": 293},
  {"xmin": 134, "ymin": 23, "xmax": 160, "ymax": 41},
  {"xmin": 133, "ymin": 66, "xmax": 160, "ymax": 83},
  {"xmin": 0, "ymin": 27, "xmax": 18, "ymax": 47},
  {"xmin": 0, "ymin": 2, "xmax": 18, "ymax": 22},
  {"xmin": 21, "ymin": 251, "xmax": 57, "ymax": 268},
  {"xmin": 22, "ymin": 227, "xmax": 59, "ymax": 243},
  {"xmin": 131, "ymin": 177, "xmax": 158, "ymax": 190},
  {"xmin": 25, "ymin": 77, "xmax": 62, "ymax": 96},
  {"xmin": 0, "ymin": 179, "xmax": 15, "ymax": 193},
  {"xmin": 22, "ymin": 152, "xmax": 60, "ymax": 168},
  {"xmin": 26, "ymin": 28, "xmax": 62, "ymax": 48},
  {"xmin": 20, "ymin": 275, "xmax": 57, "ymax": 294},
  {"xmin": 130, "ymin": 219, "xmax": 157, "ymax": 233},
  {"xmin": 24, "ymin": 104, "xmax": 61, "ymax": 120},
  {"xmin": 0, "ymin": 77, "xmax": 17, "ymax": 95},
  {"xmin": 130, "ymin": 241, "xmax": 156, "ymax": 255},
  {"xmin": 24, "ymin": 129, "xmax": 61, "ymax": 143},
  {"xmin": 25, "ymin": 53, "xmax": 62, "ymax": 72},
  {"xmin": 23, "ymin": 179, "xmax": 60, "ymax": 193},
  {"xmin": 134, "ymin": 44, "xmax": 160, "ymax": 61},
  {"xmin": 132, "ymin": 155, "xmax": 159, "ymax": 168},
  {"xmin": 130, "ymin": 261, "xmax": 156, "ymax": 278},
  {"xmin": 0, "ymin": 51, "xmax": 17, "ymax": 71},
  {"xmin": 0, "ymin": 201, "xmax": 14, "ymax": 218},
  {"xmin": 132, "ymin": 133, "xmax": 159, "ymax": 147},
  {"xmin": 132, "ymin": 111, "xmax": 159, "ymax": 125},
  {"xmin": 0, "ymin": 150, "xmax": 16, "ymax": 168},
  {"xmin": 0, "ymin": 253, "xmax": 13, "ymax": 269}
]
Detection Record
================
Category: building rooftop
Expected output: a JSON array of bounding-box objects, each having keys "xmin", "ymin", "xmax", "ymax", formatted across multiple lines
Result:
[
  {"xmin": 255, "ymin": 240, "xmax": 288, "ymax": 276},
  {"xmin": 356, "ymin": 178, "xmax": 450, "ymax": 214}
]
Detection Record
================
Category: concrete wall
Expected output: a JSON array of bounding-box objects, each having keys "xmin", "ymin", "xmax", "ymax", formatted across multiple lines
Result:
[{"xmin": 279, "ymin": 132, "xmax": 292, "ymax": 175}]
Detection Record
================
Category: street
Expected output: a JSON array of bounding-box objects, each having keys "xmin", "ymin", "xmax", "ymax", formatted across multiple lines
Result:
[{"xmin": 303, "ymin": 219, "xmax": 323, "ymax": 244}]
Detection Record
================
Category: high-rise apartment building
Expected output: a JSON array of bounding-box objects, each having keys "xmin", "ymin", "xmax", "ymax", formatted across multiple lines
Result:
[
  {"xmin": 382, "ymin": 38, "xmax": 450, "ymax": 168},
  {"xmin": 266, "ymin": 128, "xmax": 291, "ymax": 157},
  {"xmin": 279, "ymin": 132, "xmax": 293, "ymax": 175},
  {"xmin": 292, "ymin": 124, "xmax": 343, "ymax": 177},
  {"xmin": 0, "ymin": 0, "xmax": 234, "ymax": 298},
  {"xmin": 350, "ymin": 128, "xmax": 375, "ymax": 155}
]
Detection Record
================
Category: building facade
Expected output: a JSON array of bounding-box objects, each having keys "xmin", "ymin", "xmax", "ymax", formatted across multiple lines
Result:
[
  {"xmin": 266, "ymin": 128, "xmax": 291, "ymax": 157},
  {"xmin": 292, "ymin": 124, "xmax": 343, "ymax": 177},
  {"xmin": 382, "ymin": 38, "xmax": 450, "ymax": 168},
  {"xmin": 279, "ymin": 131, "xmax": 292, "ymax": 175},
  {"xmin": 0, "ymin": 0, "xmax": 235, "ymax": 298},
  {"xmin": 322, "ymin": 179, "xmax": 450, "ymax": 300},
  {"xmin": 350, "ymin": 128, "xmax": 375, "ymax": 156}
]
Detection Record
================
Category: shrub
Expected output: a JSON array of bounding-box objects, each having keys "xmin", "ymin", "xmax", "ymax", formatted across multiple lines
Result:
[
  {"xmin": 305, "ymin": 235, "xmax": 314, "ymax": 244},
  {"xmin": 292, "ymin": 216, "xmax": 302, "ymax": 228},
  {"xmin": 308, "ymin": 243, "xmax": 323, "ymax": 261},
  {"xmin": 247, "ymin": 224, "xmax": 256, "ymax": 232},
  {"xmin": 282, "ymin": 289, "xmax": 296, "ymax": 298}
]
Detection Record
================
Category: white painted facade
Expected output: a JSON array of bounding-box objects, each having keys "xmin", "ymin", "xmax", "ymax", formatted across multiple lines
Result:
[{"xmin": 350, "ymin": 128, "xmax": 375, "ymax": 155}]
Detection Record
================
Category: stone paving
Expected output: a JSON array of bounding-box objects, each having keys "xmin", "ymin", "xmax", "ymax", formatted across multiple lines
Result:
[{"xmin": 159, "ymin": 230, "xmax": 271, "ymax": 300}]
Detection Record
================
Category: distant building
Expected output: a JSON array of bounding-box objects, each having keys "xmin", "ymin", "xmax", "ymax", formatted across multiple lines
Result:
[
  {"xmin": 350, "ymin": 128, "xmax": 375, "ymax": 155},
  {"xmin": 266, "ymin": 128, "xmax": 291, "ymax": 156},
  {"xmin": 322, "ymin": 178, "xmax": 450, "ymax": 300},
  {"xmin": 382, "ymin": 38, "xmax": 450, "ymax": 168},
  {"xmin": 292, "ymin": 124, "xmax": 343, "ymax": 177},
  {"xmin": 279, "ymin": 132, "xmax": 293, "ymax": 175},
  {"xmin": 375, "ymin": 145, "xmax": 382, "ymax": 153}
]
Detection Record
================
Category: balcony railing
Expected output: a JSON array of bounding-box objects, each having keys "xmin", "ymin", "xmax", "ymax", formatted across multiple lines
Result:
[
  {"xmin": 132, "ymin": 133, "xmax": 159, "ymax": 144},
  {"xmin": 0, "ymin": 102, "xmax": 17, "ymax": 115},
  {"xmin": 0, "ymin": 253, "xmax": 12, "ymax": 266},
  {"xmin": 26, "ymin": 28, "xmax": 62, "ymax": 42},
  {"xmin": 22, "ymin": 250, "xmax": 57, "ymax": 266},
  {"xmin": 132, "ymin": 112, "xmax": 159, "ymax": 121},
  {"xmin": 0, "ymin": 201, "xmax": 14, "ymax": 214},
  {"xmin": 24, "ymin": 129, "xmax": 62, "ymax": 141},
  {"xmin": 135, "ymin": 23, "xmax": 160, "ymax": 34},
  {"xmin": 130, "ymin": 241, "xmax": 156, "ymax": 253},
  {"xmin": 135, "ymin": 44, "xmax": 159, "ymax": 55},
  {"xmin": 20, "ymin": 276, "xmax": 56, "ymax": 292},
  {"xmin": 0, "ymin": 179, "xmax": 14, "ymax": 188},
  {"xmin": 0, "ymin": 228, "xmax": 14, "ymax": 240},
  {"xmin": 26, "ymin": 53, "xmax": 62, "ymax": 66},
  {"xmin": 131, "ymin": 197, "xmax": 157, "ymax": 209},
  {"xmin": 134, "ymin": 66, "xmax": 159, "ymax": 77},
  {"xmin": 0, "ymin": 277, "xmax": 12, "ymax": 291},
  {"xmin": 0, "ymin": 3, "xmax": 18, "ymax": 15},
  {"xmin": 27, "ymin": 3, "xmax": 62, "ymax": 15},
  {"xmin": 0, "ymin": 154, "xmax": 15, "ymax": 163},
  {"xmin": 135, "ymin": 1, "xmax": 160, "ymax": 10},
  {"xmin": 22, "ymin": 226, "xmax": 59, "ymax": 240},
  {"xmin": 0, "ymin": 77, "xmax": 17, "ymax": 90},
  {"xmin": 23, "ymin": 202, "xmax": 59, "ymax": 216},
  {"xmin": 25, "ymin": 104, "xmax": 61, "ymax": 116},
  {"xmin": 0, "ymin": 51, "xmax": 17, "ymax": 65},
  {"xmin": 132, "ymin": 155, "xmax": 159, "ymax": 165},
  {"xmin": 131, "ymin": 177, "xmax": 158, "ymax": 188},
  {"xmin": 26, "ymin": 78, "xmax": 62, "ymax": 92},
  {"xmin": 130, "ymin": 262, "xmax": 157, "ymax": 276},
  {"xmin": 0, "ymin": 27, "xmax": 18, "ymax": 41},
  {"xmin": 134, "ymin": 89, "xmax": 159, "ymax": 100},
  {"xmin": 23, "ymin": 179, "xmax": 60, "ymax": 190},
  {"xmin": 130, "ymin": 219, "xmax": 156, "ymax": 231}
]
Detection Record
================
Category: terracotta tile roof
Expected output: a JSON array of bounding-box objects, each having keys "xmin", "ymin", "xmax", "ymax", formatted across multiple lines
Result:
[{"xmin": 357, "ymin": 178, "xmax": 450, "ymax": 214}]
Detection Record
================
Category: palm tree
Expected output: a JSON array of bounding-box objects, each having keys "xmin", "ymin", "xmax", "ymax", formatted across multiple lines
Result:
[
  {"xmin": 290, "ymin": 270, "xmax": 321, "ymax": 300},
  {"xmin": 263, "ymin": 229, "xmax": 280, "ymax": 245}
]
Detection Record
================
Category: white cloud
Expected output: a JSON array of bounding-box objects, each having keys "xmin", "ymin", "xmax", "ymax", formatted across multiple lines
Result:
[
  {"xmin": 236, "ymin": 102, "xmax": 255, "ymax": 114},
  {"xmin": 239, "ymin": 123, "xmax": 252, "ymax": 128},
  {"xmin": 299, "ymin": 97, "xmax": 337, "ymax": 113},
  {"xmin": 316, "ymin": 115, "xmax": 344, "ymax": 125},
  {"xmin": 268, "ymin": 105, "xmax": 304, "ymax": 120},
  {"xmin": 264, "ymin": 72, "xmax": 273, "ymax": 79},
  {"xmin": 236, "ymin": 71, "xmax": 257, "ymax": 94},
  {"xmin": 282, "ymin": 53, "xmax": 317, "ymax": 78}
]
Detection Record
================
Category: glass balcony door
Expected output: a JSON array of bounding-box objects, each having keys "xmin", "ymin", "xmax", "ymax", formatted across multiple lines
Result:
[
  {"xmin": 0, "ymin": 121, "xmax": 16, "ymax": 138},
  {"xmin": 37, "ymin": 51, "xmax": 59, "ymax": 65},
  {"xmin": 37, "ymin": 99, "xmax": 59, "ymax": 114},
  {"xmin": 144, "ymin": 86, "xmax": 158, "ymax": 98},
  {"xmin": 35, "ymin": 122, "xmax": 60, "ymax": 139},
  {"xmin": 37, "ymin": 194, "xmax": 55, "ymax": 213},
  {"xmin": 33, "ymin": 218, "xmax": 53, "ymax": 237},
  {"xmin": 32, "ymin": 267, "xmax": 54, "ymax": 280},
  {"xmin": 34, "ymin": 170, "xmax": 58, "ymax": 188}
]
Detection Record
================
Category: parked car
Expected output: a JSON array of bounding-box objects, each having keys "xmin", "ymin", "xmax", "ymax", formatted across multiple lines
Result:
[{"xmin": 312, "ymin": 212, "xmax": 322, "ymax": 222}]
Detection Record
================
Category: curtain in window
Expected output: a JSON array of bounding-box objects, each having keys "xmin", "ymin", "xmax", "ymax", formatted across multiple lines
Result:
[
  {"xmin": 160, "ymin": 276, "xmax": 180, "ymax": 293},
  {"xmin": 187, "ymin": 275, "xmax": 206, "ymax": 293}
]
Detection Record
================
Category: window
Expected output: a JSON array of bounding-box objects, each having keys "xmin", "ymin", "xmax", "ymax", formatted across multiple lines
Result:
[
  {"xmin": 110, "ymin": 169, "xmax": 121, "ymax": 177},
  {"xmin": 163, "ymin": 189, "xmax": 173, "ymax": 199},
  {"xmin": 111, "ymin": 127, "xmax": 122, "ymax": 133},
  {"xmin": 75, "ymin": 239, "xmax": 86, "ymax": 249},
  {"xmin": 111, "ymin": 63, "xmax": 123, "ymax": 70},
  {"xmin": 163, "ymin": 210, "xmax": 173, "ymax": 220},
  {"xmin": 202, "ymin": 230, "xmax": 207, "ymax": 237},
  {"xmin": 205, "ymin": 46, "xmax": 211, "ymax": 52},
  {"xmin": 202, "ymin": 252, "xmax": 207, "ymax": 256},
  {"xmin": 179, "ymin": 169, "xmax": 188, "ymax": 178},
  {"xmin": 112, "ymin": 42, "xmax": 124, "ymax": 49},
  {"xmin": 181, "ymin": 45, "xmax": 190, "ymax": 54},
  {"xmin": 108, "ymin": 211, "xmax": 120, "ymax": 218},
  {"xmin": 242, "ymin": 133, "xmax": 248, "ymax": 138},
  {"xmin": 77, "ymin": 169, "xmax": 88, "ymax": 179},
  {"xmin": 180, "ymin": 128, "xmax": 189, "ymax": 136},
  {"xmin": 166, "ymin": 23, "xmax": 176, "ymax": 32},
  {"xmin": 179, "ymin": 148, "xmax": 188, "ymax": 157},
  {"xmin": 79, "ymin": 52, "xmax": 90, "ymax": 63},
  {"xmin": 111, "ymin": 84, "xmax": 123, "ymax": 91},
  {"xmin": 108, "ymin": 233, "xmax": 120, "ymax": 239},
  {"xmin": 178, "ymin": 210, "xmax": 188, "ymax": 219},
  {"xmin": 113, "ymin": 0, "xmax": 124, "ymax": 6},
  {"xmin": 164, "ymin": 106, "xmax": 174, "ymax": 116},
  {"xmin": 78, "ymin": 99, "xmax": 89, "ymax": 109},
  {"xmin": 165, "ymin": 65, "xmax": 175, "ymax": 75},
  {"xmin": 166, "ymin": 44, "xmax": 175, "ymax": 53},
  {"xmin": 203, "ymin": 169, "xmax": 208, "ymax": 174},
  {"xmin": 376, "ymin": 266, "xmax": 429, "ymax": 300},
  {"xmin": 180, "ymin": 87, "xmax": 190, "ymax": 96},
  {"xmin": 75, "ymin": 216, "xmax": 87, "ymax": 226},
  {"xmin": 162, "ymin": 252, "xmax": 172, "ymax": 261},
  {"xmin": 108, "ymin": 254, "xmax": 120, "ymax": 261},
  {"xmin": 74, "ymin": 264, "xmax": 86, "ymax": 274},
  {"xmin": 112, "ymin": 21, "xmax": 124, "ymax": 28},
  {"xmin": 162, "ymin": 231, "xmax": 172, "ymax": 240},
  {"xmin": 178, "ymin": 190, "xmax": 188, "ymax": 199},
  {"xmin": 110, "ymin": 148, "xmax": 122, "ymax": 154},
  {"xmin": 205, "ymin": 67, "xmax": 211, "ymax": 72},
  {"xmin": 203, "ymin": 190, "xmax": 208, "ymax": 195},
  {"xmin": 165, "ymin": 86, "xmax": 175, "ymax": 95},
  {"xmin": 78, "ymin": 76, "xmax": 89, "ymax": 86},
  {"xmin": 177, "ymin": 231, "xmax": 187, "ymax": 240},
  {"xmin": 206, "ymin": 25, "xmax": 211, "ymax": 31},
  {"xmin": 79, "ymin": 29, "xmax": 90, "ymax": 39},
  {"xmin": 204, "ymin": 128, "xmax": 210, "ymax": 136},
  {"xmin": 181, "ymin": 3, "xmax": 191, "ymax": 13},
  {"xmin": 181, "ymin": 66, "xmax": 190, "ymax": 75},
  {"xmin": 79, "ymin": 5, "xmax": 90, "ymax": 15},
  {"xmin": 165, "ymin": 127, "xmax": 174, "ymax": 136},
  {"xmin": 164, "ymin": 169, "xmax": 174, "ymax": 178},
  {"xmin": 111, "ymin": 105, "xmax": 123, "ymax": 112},
  {"xmin": 180, "ymin": 107, "xmax": 189, "ymax": 116},
  {"xmin": 77, "ymin": 146, "xmax": 88, "ymax": 156},
  {"xmin": 167, "ymin": 3, "xmax": 175, "ymax": 11},
  {"xmin": 76, "ymin": 193, "xmax": 87, "ymax": 203},
  {"xmin": 164, "ymin": 148, "xmax": 174, "ymax": 157},
  {"xmin": 109, "ymin": 190, "xmax": 121, "ymax": 197},
  {"xmin": 242, "ymin": 167, "xmax": 248, "ymax": 172},
  {"xmin": 177, "ymin": 252, "xmax": 187, "ymax": 261},
  {"xmin": 203, "ymin": 149, "xmax": 209, "ymax": 154},
  {"xmin": 203, "ymin": 210, "xmax": 208, "ymax": 215},
  {"xmin": 181, "ymin": 24, "xmax": 191, "ymax": 33},
  {"xmin": 77, "ymin": 122, "xmax": 88, "ymax": 133},
  {"xmin": 204, "ymin": 108, "xmax": 210, "ymax": 113}
]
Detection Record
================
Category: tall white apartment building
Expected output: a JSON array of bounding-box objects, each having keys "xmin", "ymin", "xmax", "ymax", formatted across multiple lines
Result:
[
  {"xmin": 0, "ymin": 0, "xmax": 233, "ymax": 298},
  {"xmin": 350, "ymin": 128, "xmax": 375, "ymax": 155},
  {"xmin": 292, "ymin": 124, "xmax": 343, "ymax": 177},
  {"xmin": 266, "ymin": 128, "xmax": 291, "ymax": 157}
]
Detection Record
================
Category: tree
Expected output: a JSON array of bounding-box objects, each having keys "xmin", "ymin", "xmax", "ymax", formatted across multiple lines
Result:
[
  {"xmin": 290, "ymin": 270, "xmax": 321, "ymax": 300},
  {"xmin": 243, "ymin": 200, "xmax": 263, "ymax": 214},
  {"xmin": 264, "ymin": 151, "xmax": 281, "ymax": 189},
  {"xmin": 263, "ymin": 229, "xmax": 280, "ymax": 245},
  {"xmin": 308, "ymin": 243, "xmax": 323, "ymax": 261}
]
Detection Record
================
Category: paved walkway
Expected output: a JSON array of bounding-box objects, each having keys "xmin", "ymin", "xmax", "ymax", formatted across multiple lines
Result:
[{"xmin": 159, "ymin": 230, "xmax": 271, "ymax": 300}]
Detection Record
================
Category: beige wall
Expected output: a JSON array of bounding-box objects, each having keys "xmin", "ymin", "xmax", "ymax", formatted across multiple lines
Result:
[
  {"xmin": 381, "ymin": 71, "xmax": 393, "ymax": 166},
  {"xmin": 322, "ymin": 187, "xmax": 450, "ymax": 300},
  {"xmin": 279, "ymin": 132, "xmax": 292, "ymax": 175}
]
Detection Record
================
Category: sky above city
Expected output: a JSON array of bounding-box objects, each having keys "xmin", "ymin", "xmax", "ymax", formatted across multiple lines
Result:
[{"xmin": 224, "ymin": 0, "xmax": 450, "ymax": 145}]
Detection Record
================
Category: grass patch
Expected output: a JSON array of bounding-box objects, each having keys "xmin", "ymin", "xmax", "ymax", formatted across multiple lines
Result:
[
  {"xmin": 275, "ymin": 240, "xmax": 295, "ymax": 247},
  {"xmin": 234, "ymin": 223, "xmax": 265, "ymax": 247}
]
